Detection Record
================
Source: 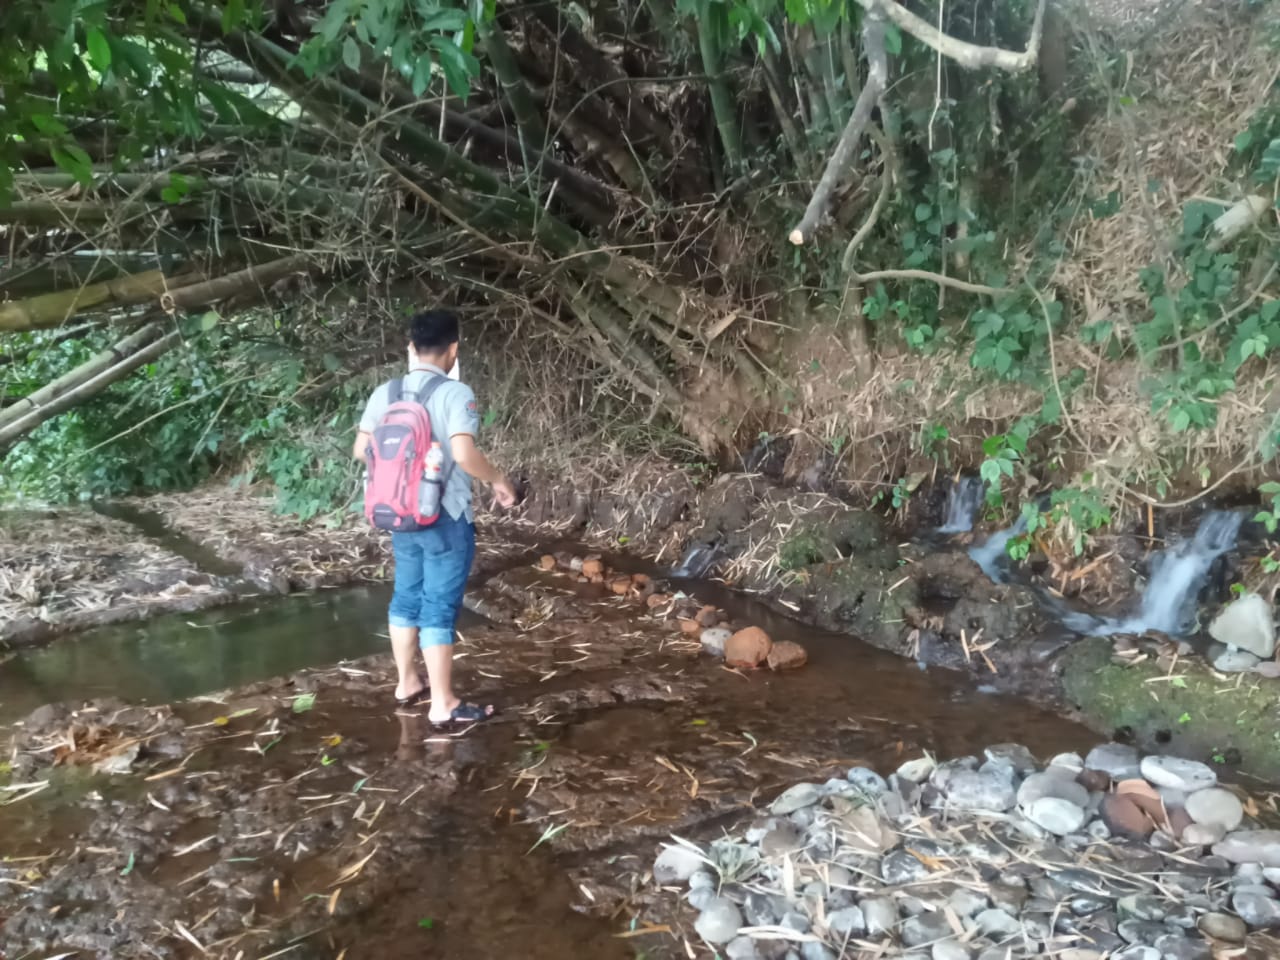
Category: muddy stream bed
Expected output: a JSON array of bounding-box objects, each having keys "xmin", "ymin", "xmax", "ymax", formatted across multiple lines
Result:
[{"xmin": 0, "ymin": 537, "xmax": 1104, "ymax": 960}]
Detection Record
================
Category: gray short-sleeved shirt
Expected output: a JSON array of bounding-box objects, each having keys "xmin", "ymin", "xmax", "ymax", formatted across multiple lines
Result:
[{"xmin": 358, "ymin": 364, "xmax": 481, "ymax": 522}]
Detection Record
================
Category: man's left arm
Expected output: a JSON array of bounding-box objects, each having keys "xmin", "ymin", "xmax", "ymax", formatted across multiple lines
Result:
[{"xmin": 352, "ymin": 385, "xmax": 384, "ymax": 460}]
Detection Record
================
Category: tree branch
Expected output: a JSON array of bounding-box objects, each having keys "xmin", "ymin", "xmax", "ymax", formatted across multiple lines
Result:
[
  {"xmin": 789, "ymin": 12, "xmax": 888, "ymax": 246},
  {"xmin": 0, "ymin": 329, "xmax": 184, "ymax": 448},
  {"xmin": 0, "ymin": 323, "xmax": 165, "ymax": 430},
  {"xmin": 851, "ymin": 268, "xmax": 1009, "ymax": 297},
  {"xmin": 855, "ymin": 0, "xmax": 1048, "ymax": 73},
  {"xmin": 0, "ymin": 255, "xmax": 309, "ymax": 332}
]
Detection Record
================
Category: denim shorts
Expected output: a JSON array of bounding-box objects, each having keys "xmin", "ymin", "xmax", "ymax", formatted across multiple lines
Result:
[{"xmin": 388, "ymin": 512, "xmax": 475, "ymax": 646}]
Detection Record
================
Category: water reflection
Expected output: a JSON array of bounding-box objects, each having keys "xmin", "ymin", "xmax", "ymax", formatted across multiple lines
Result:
[{"xmin": 0, "ymin": 588, "xmax": 404, "ymax": 721}]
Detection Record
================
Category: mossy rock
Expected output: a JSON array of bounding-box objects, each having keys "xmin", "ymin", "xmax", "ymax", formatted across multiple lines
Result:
[
  {"xmin": 778, "ymin": 511, "xmax": 894, "ymax": 571},
  {"xmin": 1061, "ymin": 637, "xmax": 1280, "ymax": 782},
  {"xmin": 798, "ymin": 557, "xmax": 919, "ymax": 654}
]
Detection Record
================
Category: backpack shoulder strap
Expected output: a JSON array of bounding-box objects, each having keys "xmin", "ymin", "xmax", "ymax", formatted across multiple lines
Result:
[
  {"xmin": 387, "ymin": 378, "xmax": 404, "ymax": 404},
  {"xmin": 414, "ymin": 374, "xmax": 449, "ymax": 406}
]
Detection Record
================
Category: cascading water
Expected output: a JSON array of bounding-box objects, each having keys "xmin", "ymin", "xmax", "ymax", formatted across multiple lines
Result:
[
  {"xmin": 1099, "ymin": 509, "xmax": 1244, "ymax": 636},
  {"xmin": 967, "ymin": 514, "xmax": 1028, "ymax": 583},
  {"xmin": 938, "ymin": 476, "xmax": 985, "ymax": 534},
  {"xmin": 968, "ymin": 506, "xmax": 1244, "ymax": 637},
  {"xmin": 672, "ymin": 542, "xmax": 720, "ymax": 579}
]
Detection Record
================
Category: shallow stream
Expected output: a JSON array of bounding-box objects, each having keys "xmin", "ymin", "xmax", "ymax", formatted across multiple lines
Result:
[{"xmin": 0, "ymin": 539, "xmax": 1100, "ymax": 958}]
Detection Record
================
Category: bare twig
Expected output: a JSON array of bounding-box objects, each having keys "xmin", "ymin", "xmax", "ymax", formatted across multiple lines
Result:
[
  {"xmin": 789, "ymin": 12, "xmax": 888, "ymax": 246},
  {"xmin": 851, "ymin": 268, "xmax": 1009, "ymax": 297},
  {"xmin": 855, "ymin": 0, "xmax": 1048, "ymax": 72}
]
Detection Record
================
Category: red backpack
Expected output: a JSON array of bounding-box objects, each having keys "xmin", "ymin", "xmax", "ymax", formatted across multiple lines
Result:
[{"xmin": 364, "ymin": 376, "xmax": 448, "ymax": 531}]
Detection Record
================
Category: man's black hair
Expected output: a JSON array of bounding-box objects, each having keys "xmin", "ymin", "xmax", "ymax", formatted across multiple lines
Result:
[{"xmin": 408, "ymin": 309, "xmax": 460, "ymax": 354}]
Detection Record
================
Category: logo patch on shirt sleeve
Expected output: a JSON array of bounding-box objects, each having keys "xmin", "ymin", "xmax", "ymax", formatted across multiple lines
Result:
[{"xmin": 466, "ymin": 400, "xmax": 478, "ymax": 415}]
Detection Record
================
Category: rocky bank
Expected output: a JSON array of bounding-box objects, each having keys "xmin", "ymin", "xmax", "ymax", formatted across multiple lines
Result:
[{"xmin": 645, "ymin": 740, "xmax": 1280, "ymax": 959}]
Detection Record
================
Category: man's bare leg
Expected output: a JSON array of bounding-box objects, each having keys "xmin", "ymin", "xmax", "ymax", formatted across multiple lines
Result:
[
  {"xmin": 390, "ymin": 625, "xmax": 425, "ymax": 701},
  {"xmin": 421, "ymin": 643, "xmax": 458, "ymax": 723}
]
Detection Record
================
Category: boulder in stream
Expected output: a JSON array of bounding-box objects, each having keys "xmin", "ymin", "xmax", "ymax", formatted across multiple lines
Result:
[
  {"xmin": 1209, "ymin": 593, "xmax": 1276, "ymax": 659},
  {"xmin": 724, "ymin": 627, "xmax": 772, "ymax": 668},
  {"xmin": 699, "ymin": 627, "xmax": 731, "ymax": 658},
  {"xmin": 1184, "ymin": 787, "xmax": 1243, "ymax": 832},
  {"xmin": 766, "ymin": 640, "xmax": 808, "ymax": 670}
]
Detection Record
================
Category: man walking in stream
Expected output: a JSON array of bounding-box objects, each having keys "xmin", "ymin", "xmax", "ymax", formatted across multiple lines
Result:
[{"xmin": 353, "ymin": 309, "xmax": 516, "ymax": 726}]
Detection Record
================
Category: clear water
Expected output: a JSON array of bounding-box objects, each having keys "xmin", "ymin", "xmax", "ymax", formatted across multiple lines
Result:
[
  {"xmin": 0, "ymin": 588, "xmax": 483, "ymax": 722},
  {"xmin": 967, "ymin": 513, "xmax": 1028, "ymax": 583},
  {"xmin": 969, "ymin": 509, "xmax": 1244, "ymax": 637},
  {"xmin": 938, "ymin": 476, "xmax": 985, "ymax": 534}
]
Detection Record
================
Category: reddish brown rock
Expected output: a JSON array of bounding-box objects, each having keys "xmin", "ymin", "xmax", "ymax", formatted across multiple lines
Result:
[
  {"xmin": 766, "ymin": 640, "xmax": 808, "ymax": 670},
  {"xmin": 646, "ymin": 593, "xmax": 671, "ymax": 609},
  {"xmin": 679, "ymin": 618, "xmax": 702, "ymax": 635},
  {"xmin": 582, "ymin": 558, "xmax": 605, "ymax": 579},
  {"xmin": 539, "ymin": 555, "xmax": 558, "ymax": 571},
  {"xmin": 725, "ymin": 627, "xmax": 773, "ymax": 668},
  {"xmin": 696, "ymin": 605, "xmax": 721, "ymax": 628},
  {"xmin": 609, "ymin": 578, "xmax": 632, "ymax": 596},
  {"xmin": 1100, "ymin": 793, "xmax": 1154, "ymax": 840},
  {"xmin": 631, "ymin": 574, "xmax": 651, "ymax": 588},
  {"xmin": 589, "ymin": 573, "xmax": 605, "ymax": 584}
]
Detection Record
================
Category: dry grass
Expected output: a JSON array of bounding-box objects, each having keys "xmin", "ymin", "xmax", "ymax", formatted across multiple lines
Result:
[
  {"xmin": 0, "ymin": 511, "xmax": 217, "ymax": 633},
  {"xmin": 143, "ymin": 487, "xmax": 389, "ymax": 588},
  {"xmin": 1062, "ymin": 0, "xmax": 1280, "ymax": 312},
  {"xmin": 775, "ymin": 0, "xmax": 1280, "ymax": 517}
]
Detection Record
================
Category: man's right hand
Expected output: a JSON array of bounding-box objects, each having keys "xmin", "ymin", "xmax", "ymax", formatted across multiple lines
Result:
[{"xmin": 491, "ymin": 477, "xmax": 517, "ymax": 509}]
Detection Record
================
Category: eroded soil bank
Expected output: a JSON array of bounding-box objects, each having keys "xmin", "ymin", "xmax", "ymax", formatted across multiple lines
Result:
[{"xmin": 2, "ymin": 552, "xmax": 1098, "ymax": 958}]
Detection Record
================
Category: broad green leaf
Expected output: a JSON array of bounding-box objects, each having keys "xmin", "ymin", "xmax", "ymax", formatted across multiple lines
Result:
[
  {"xmin": 419, "ymin": 9, "xmax": 468, "ymax": 32},
  {"xmin": 884, "ymin": 24, "xmax": 903, "ymax": 56},
  {"xmin": 1259, "ymin": 139, "xmax": 1280, "ymax": 180},
  {"xmin": 30, "ymin": 114, "xmax": 67, "ymax": 136},
  {"xmin": 293, "ymin": 692, "xmax": 317, "ymax": 713},
  {"xmin": 315, "ymin": 1, "xmax": 351, "ymax": 43},
  {"xmin": 411, "ymin": 55, "xmax": 433, "ymax": 97},
  {"xmin": 51, "ymin": 144, "xmax": 93, "ymax": 186},
  {"xmin": 1235, "ymin": 129, "xmax": 1254, "ymax": 153},
  {"xmin": 86, "ymin": 27, "xmax": 112, "ymax": 72},
  {"xmin": 431, "ymin": 36, "xmax": 477, "ymax": 99},
  {"xmin": 342, "ymin": 35, "xmax": 362, "ymax": 71},
  {"xmin": 222, "ymin": 0, "xmax": 246, "ymax": 33}
]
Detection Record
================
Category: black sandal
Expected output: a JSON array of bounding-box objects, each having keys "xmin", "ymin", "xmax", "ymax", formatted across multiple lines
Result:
[
  {"xmin": 430, "ymin": 702, "xmax": 496, "ymax": 729},
  {"xmin": 395, "ymin": 682, "xmax": 431, "ymax": 709}
]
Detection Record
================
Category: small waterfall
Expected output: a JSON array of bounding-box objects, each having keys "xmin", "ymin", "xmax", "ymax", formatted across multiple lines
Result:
[
  {"xmin": 967, "ymin": 514, "xmax": 1028, "ymax": 583},
  {"xmin": 938, "ymin": 476, "xmax": 985, "ymax": 533},
  {"xmin": 1102, "ymin": 510, "xmax": 1244, "ymax": 636},
  {"xmin": 965, "ymin": 505, "xmax": 1243, "ymax": 638},
  {"xmin": 672, "ymin": 542, "xmax": 719, "ymax": 579}
]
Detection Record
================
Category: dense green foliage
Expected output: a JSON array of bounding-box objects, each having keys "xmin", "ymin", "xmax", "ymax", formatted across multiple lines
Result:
[{"xmin": 2, "ymin": 317, "xmax": 370, "ymax": 518}]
